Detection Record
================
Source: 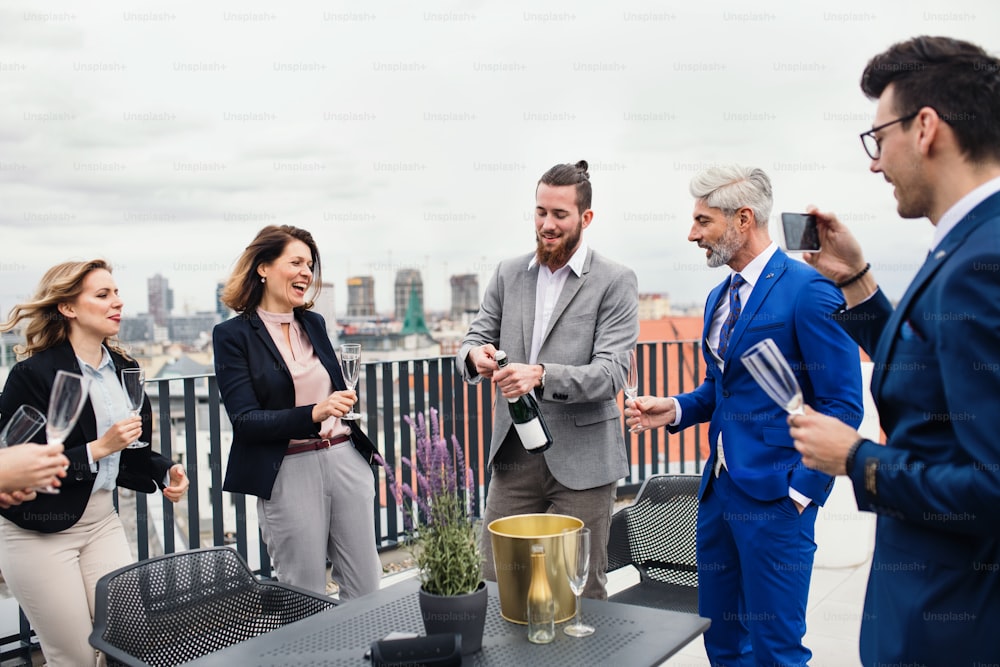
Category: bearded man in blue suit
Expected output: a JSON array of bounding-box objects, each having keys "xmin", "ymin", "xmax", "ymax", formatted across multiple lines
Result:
[
  {"xmin": 627, "ymin": 165, "xmax": 863, "ymax": 666},
  {"xmin": 792, "ymin": 36, "xmax": 1000, "ymax": 666}
]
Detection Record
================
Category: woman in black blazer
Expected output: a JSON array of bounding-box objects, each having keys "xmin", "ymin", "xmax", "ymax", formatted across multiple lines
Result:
[
  {"xmin": 214, "ymin": 225, "xmax": 381, "ymax": 599},
  {"xmin": 0, "ymin": 259, "xmax": 189, "ymax": 667}
]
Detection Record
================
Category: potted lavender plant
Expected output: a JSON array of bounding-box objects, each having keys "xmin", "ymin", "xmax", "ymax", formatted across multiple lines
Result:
[{"xmin": 375, "ymin": 408, "xmax": 486, "ymax": 655}]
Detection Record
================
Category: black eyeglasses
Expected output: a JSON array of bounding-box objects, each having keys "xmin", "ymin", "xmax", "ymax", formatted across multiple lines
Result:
[{"xmin": 859, "ymin": 111, "xmax": 919, "ymax": 160}]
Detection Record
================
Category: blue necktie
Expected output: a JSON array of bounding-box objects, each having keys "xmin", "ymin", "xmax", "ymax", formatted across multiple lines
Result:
[{"xmin": 717, "ymin": 274, "xmax": 746, "ymax": 358}]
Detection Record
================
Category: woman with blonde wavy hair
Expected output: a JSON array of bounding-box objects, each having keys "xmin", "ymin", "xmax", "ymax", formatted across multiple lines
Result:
[{"xmin": 0, "ymin": 259, "xmax": 189, "ymax": 666}]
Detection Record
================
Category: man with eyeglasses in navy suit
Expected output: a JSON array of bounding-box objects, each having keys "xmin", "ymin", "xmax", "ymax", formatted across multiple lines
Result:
[{"xmin": 792, "ymin": 36, "xmax": 1000, "ymax": 666}]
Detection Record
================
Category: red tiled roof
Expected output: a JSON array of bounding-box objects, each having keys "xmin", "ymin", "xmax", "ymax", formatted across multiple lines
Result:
[{"xmin": 639, "ymin": 316, "xmax": 704, "ymax": 343}]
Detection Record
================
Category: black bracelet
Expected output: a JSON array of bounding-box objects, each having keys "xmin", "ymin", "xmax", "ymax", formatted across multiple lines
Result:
[
  {"xmin": 836, "ymin": 263, "xmax": 871, "ymax": 289},
  {"xmin": 845, "ymin": 438, "xmax": 866, "ymax": 475}
]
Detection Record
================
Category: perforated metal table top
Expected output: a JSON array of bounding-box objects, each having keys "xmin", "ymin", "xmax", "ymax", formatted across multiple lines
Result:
[{"xmin": 184, "ymin": 579, "xmax": 709, "ymax": 666}]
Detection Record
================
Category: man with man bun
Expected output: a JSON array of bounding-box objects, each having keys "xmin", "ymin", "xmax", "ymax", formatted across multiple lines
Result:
[{"xmin": 459, "ymin": 160, "xmax": 638, "ymax": 599}]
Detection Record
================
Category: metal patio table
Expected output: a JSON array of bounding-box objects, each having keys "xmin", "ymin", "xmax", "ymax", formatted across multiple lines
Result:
[{"xmin": 184, "ymin": 579, "xmax": 709, "ymax": 666}]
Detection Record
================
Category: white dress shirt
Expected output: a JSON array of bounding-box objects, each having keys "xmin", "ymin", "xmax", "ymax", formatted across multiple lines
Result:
[
  {"xmin": 80, "ymin": 347, "xmax": 127, "ymax": 493},
  {"xmin": 528, "ymin": 241, "xmax": 588, "ymax": 365},
  {"xmin": 671, "ymin": 243, "xmax": 810, "ymax": 506}
]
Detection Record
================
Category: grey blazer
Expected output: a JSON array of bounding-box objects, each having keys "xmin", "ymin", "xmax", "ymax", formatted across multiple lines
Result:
[{"xmin": 458, "ymin": 248, "xmax": 639, "ymax": 490}]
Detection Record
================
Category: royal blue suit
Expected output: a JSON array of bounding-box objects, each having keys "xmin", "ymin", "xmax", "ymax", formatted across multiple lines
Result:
[
  {"xmin": 836, "ymin": 190, "xmax": 1000, "ymax": 666},
  {"xmin": 673, "ymin": 248, "xmax": 863, "ymax": 666}
]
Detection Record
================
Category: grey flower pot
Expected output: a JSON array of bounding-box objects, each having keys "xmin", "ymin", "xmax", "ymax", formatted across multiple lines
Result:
[{"xmin": 418, "ymin": 581, "xmax": 488, "ymax": 655}]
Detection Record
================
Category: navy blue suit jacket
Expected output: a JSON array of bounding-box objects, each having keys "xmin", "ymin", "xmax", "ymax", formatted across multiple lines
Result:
[
  {"xmin": 837, "ymin": 190, "xmax": 1000, "ymax": 665},
  {"xmin": 213, "ymin": 309, "xmax": 377, "ymax": 500},
  {"xmin": 673, "ymin": 249, "xmax": 863, "ymax": 505},
  {"xmin": 0, "ymin": 342, "xmax": 174, "ymax": 532}
]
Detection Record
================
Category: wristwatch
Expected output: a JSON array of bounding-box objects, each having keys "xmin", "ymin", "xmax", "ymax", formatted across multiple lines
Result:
[{"xmin": 538, "ymin": 363, "xmax": 546, "ymax": 389}]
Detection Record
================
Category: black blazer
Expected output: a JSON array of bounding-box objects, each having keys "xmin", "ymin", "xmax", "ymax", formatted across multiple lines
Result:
[
  {"xmin": 0, "ymin": 342, "xmax": 174, "ymax": 533},
  {"xmin": 213, "ymin": 309, "xmax": 377, "ymax": 500}
]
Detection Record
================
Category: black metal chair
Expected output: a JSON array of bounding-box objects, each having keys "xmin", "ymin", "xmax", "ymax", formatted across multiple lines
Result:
[
  {"xmin": 607, "ymin": 473, "xmax": 701, "ymax": 614},
  {"xmin": 89, "ymin": 546, "xmax": 337, "ymax": 667}
]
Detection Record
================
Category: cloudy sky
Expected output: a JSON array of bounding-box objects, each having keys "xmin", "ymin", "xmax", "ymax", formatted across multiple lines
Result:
[{"xmin": 2, "ymin": 0, "xmax": 997, "ymax": 318}]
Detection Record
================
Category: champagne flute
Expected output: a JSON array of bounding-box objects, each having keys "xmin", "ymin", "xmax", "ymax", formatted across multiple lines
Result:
[
  {"xmin": 339, "ymin": 343, "xmax": 361, "ymax": 421},
  {"xmin": 42, "ymin": 370, "xmax": 91, "ymax": 493},
  {"xmin": 739, "ymin": 338, "xmax": 804, "ymax": 415},
  {"xmin": 0, "ymin": 405, "xmax": 47, "ymax": 447},
  {"xmin": 562, "ymin": 527, "xmax": 595, "ymax": 637},
  {"xmin": 618, "ymin": 350, "xmax": 640, "ymax": 433},
  {"xmin": 120, "ymin": 368, "xmax": 149, "ymax": 448}
]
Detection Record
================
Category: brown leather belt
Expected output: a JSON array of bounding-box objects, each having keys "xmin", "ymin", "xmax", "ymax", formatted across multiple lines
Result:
[{"xmin": 285, "ymin": 433, "xmax": 351, "ymax": 456}]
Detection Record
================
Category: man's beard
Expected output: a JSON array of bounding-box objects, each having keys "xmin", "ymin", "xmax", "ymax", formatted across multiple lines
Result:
[
  {"xmin": 704, "ymin": 221, "xmax": 742, "ymax": 268},
  {"xmin": 536, "ymin": 220, "xmax": 583, "ymax": 269},
  {"xmin": 889, "ymin": 173, "xmax": 931, "ymax": 220}
]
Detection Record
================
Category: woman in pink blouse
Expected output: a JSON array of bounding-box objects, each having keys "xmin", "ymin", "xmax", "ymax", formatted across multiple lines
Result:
[{"xmin": 213, "ymin": 226, "xmax": 381, "ymax": 598}]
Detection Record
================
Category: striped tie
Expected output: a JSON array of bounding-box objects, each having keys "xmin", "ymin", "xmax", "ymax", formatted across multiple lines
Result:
[{"xmin": 717, "ymin": 274, "xmax": 745, "ymax": 358}]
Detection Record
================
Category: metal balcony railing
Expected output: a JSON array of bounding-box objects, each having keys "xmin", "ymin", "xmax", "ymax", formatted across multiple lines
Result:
[{"xmin": 1, "ymin": 340, "xmax": 703, "ymax": 661}]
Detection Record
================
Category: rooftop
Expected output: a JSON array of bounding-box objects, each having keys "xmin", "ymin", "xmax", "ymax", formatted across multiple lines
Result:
[{"xmin": 372, "ymin": 480, "xmax": 876, "ymax": 667}]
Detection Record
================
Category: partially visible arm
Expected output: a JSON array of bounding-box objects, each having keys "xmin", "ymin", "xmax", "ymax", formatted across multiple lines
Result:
[
  {"xmin": 0, "ymin": 489, "xmax": 37, "ymax": 509},
  {"xmin": 802, "ymin": 205, "xmax": 879, "ymax": 308},
  {"xmin": 0, "ymin": 444, "xmax": 68, "ymax": 493},
  {"xmin": 458, "ymin": 264, "xmax": 505, "ymax": 384},
  {"xmin": 161, "ymin": 463, "xmax": 188, "ymax": 502},
  {"xmin": 790, "ymin": 275, "xmax": 865, "ymax": 503},
  {"xmin": 0, "ymin": 361, "xmax": 91, "ymax": 477},
  {"xmin": 796, "ymin": 254, "xmax": 1000, "ymax": 536},
  {"xmin": 833, "ymin": 288, "xmax": 894, "ymax": 357},
  {"xmin": 849, "ymin": 258, "xmax": 1000, "ymax": 536},
  {"xmin": 117, "ymin": 394, "xmax": 176, "ymax": 493},
  {"xmin": 625, "ymin": 396, "xmax": 677, "ymax": 431},
  {"xmin": 671, "ymin": 374, "xmax": 718, "ymax": 432},
  {"xmin": 796, "ymin": 276, "xmax": 864, "ymax": 429},
  {"xmin": 801, "ymin": 206, "xmax": 890, "ymax": 353}
]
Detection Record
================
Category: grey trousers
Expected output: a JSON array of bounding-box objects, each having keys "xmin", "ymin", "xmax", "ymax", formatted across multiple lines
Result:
[
  {"xmin": 257, "ymin": 440, "xmax": 381, "ymax": 599},
  {"xmin": 481, "ymin": 433, "xmax": 616, "ymax": 599}
]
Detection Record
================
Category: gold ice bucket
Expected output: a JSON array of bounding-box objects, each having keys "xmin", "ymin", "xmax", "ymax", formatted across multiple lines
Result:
[{"xmin": 487, "ymin": 513, "xmax": 583, "ymax": 624}]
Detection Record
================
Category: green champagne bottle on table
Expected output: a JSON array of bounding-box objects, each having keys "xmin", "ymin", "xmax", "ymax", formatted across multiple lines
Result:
[{"xmin": 494, "ymin": 350, "xmax": 553, "ymax": 454}]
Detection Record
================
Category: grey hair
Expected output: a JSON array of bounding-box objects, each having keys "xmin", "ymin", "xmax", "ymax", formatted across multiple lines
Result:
[{"xmin": 689, "ymin": 165, "xmax": 773, "ymax": 227}]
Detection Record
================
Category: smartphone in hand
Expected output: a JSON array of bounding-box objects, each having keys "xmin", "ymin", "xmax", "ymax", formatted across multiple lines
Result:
[{"xmin": 781, "ymin": 213, "xmax": 820, "ymax": 252}]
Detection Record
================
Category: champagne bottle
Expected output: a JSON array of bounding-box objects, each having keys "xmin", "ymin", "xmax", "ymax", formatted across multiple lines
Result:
[
  {"xmin": 527, "ymin": 544, "xmax": 555, "ymax": 644},
  {"xmin": 494, "ymin": 350, "xmax": 553, "ymax": 453}
]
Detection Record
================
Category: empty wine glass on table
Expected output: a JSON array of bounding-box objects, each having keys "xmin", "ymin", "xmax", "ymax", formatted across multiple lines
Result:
[
  {"xmin": 0, "ymin": 405, "xmax": 47, "ymax": 448},
  {"xmin": 562, "ymin": 527, "xmax": 595, "ymax": 637},
  {"xmin": 739, "ymin": 338, "xmax": 804, "ymax": 415},
  {"xmin": 43, "ymin": 370, "xmax": 91, "ymax": 493},
  {"xmin": 120, "ymin": 368, "xmax": 149, "ymax": 448},
  {"xmin": 339, "ymin": 343, "xmax": 361, "ymax": 421},
  {"xmin": 618, "ymin": 350, "xmax": 640, "ymax": 433}
]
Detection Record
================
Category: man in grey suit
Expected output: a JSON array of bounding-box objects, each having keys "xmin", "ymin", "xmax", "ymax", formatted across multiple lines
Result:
[{"xmin": 458, "ymin": 160, "xmax": 639, "ymax": 599}]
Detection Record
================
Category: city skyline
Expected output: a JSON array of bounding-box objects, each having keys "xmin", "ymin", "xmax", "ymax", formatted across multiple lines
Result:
[{"xmin": 2, "ymin": 1, "xmax": 997, "ymax": 318}]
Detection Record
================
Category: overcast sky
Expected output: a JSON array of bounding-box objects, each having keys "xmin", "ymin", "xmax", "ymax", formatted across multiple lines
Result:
[{"xmin": 2, "ymin": 0, "xmax": 997, "ymax": 318}]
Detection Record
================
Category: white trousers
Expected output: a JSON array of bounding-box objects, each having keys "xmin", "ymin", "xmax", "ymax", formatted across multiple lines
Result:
[{"xmin": 0, "ymin": 490, "xmax": 132, "ymax": 667}]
